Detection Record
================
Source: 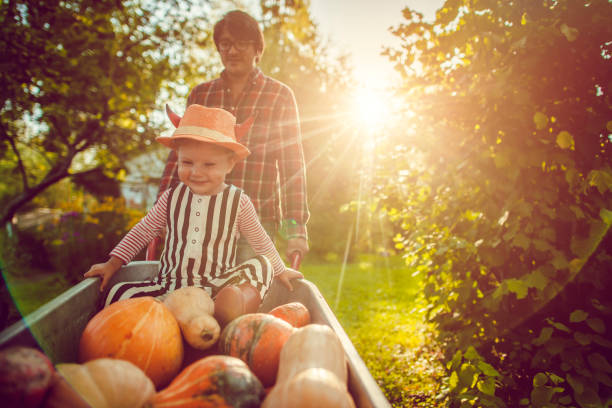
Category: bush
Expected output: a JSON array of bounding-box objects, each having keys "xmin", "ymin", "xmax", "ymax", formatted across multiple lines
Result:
[{"xmin": 36, "ymin": 197, "xmax": 145, "ymax": 283}]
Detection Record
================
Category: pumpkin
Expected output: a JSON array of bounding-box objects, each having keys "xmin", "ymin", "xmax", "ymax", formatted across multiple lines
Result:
[
  {"xmin": 268, "ymin": 302, "xmax": 310, "ymax": 327},
  {"xmin": 79, "ymin": 297, "xmax": 183, "ymax": 388},
  {"xmin": 0, "ymin": 346, "xmax": 55, "ymax": 408},
  {"xmin": 46, "ymin": 358, "xmax": 155, "ymax": 408},
  {"xmin": 145, "ymin": 355, "xmax": 264, "ymax": 408},
  {"xmin": 218, "ymin": 313, "xmax": 295, "ymax": 387},
  {"xmin": 277, "ymin": 323, "xmax": 347, "ymax": 385},
  {"xmin": 213, "ymin": 283, "xmax": 261, "ymax": 328},
  {"xmin": 163, "ymin": 287, "xmax": 220, "ymax": 350},
  {"xmin": 262, "ymin": 368, "xmax": 355, "ymax": 408}
]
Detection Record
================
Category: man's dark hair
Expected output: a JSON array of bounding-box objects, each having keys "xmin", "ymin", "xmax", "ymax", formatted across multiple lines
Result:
[{"xmin": 213, "ymin": 10, "xmax": 265, "ymax": 54}]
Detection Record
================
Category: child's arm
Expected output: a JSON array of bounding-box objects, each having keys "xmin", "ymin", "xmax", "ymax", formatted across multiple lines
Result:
[
  {"xmin": 238, "ymin": 194, "xmax": 303, "ymax": 291},
  {"xmin": 274, "ymin": 268, "xmax": 304, "ymax": 292},
  {"xmin": 83, "ymin": 256, "xmax": 124, "ymax": 292},
  {"xmin": 83, "ymin": 190, "xmax": 170, "ymax": 292}
]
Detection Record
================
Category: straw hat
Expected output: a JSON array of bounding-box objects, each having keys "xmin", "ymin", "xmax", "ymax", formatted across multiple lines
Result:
[{"xmin": 156, "ymin": 104, "xmax": 252, "ymax": 160}]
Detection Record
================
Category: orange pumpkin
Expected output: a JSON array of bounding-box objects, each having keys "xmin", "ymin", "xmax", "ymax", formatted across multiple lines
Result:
[
  {"xmin": 268, "ymin": 302, "xmax": 310, "ymax": 328},
  {"xmin": 145, "ymin": 355, "xmax": 264, "ymax": 408},
  {"xmin": 218, "ymin": 313, "xmax": 294, "ymax": 387},
  {"xmin": 79, "ymin": 297, "xmax": 183, "ymax": 388}
]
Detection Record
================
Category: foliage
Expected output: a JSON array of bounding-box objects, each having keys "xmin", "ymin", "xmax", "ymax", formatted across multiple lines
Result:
[
  {"xmin": 35, "ymin": 196, "xmax": 145, "ymax": 283},
  {"xmin": 0, "ymin": 0, "xmax": 214, "ymax": 225},
  {"xmin": 375, "ymin": 0, "xmax": 612, "ymax": 406}
]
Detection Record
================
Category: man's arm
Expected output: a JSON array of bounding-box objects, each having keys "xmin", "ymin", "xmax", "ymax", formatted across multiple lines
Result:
[{"xmin": 277, "ymin": 87, "xmax": 310, "ymax": 256}]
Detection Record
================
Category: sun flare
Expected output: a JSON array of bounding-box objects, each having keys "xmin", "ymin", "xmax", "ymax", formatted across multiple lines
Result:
[{"xmin": 350, "ymin": 86, "xmax": 391, "ymax": 132}]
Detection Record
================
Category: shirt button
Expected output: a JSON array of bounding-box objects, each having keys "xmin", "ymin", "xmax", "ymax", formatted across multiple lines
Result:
[
  {"xmin": 195, "ymin": 227, "xmax": 199, "ymax": 232},
  {"xmin": 196, "ymin": 212, "xmax": 200, "ymax": 216},
  {"xmin": 198, "ymin": 198, "xmax": 202, "ymax": 203},
  {"xmin": 192, "ymin": 239, "xmax": 196, "ymax": 244}
]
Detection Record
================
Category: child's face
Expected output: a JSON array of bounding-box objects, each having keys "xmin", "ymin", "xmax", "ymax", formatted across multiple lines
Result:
[{"xmin": 176, "ymin": 140, "xmax": 236, "ymax": 195}]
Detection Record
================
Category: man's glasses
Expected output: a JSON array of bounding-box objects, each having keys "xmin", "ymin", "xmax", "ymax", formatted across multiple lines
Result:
[{"xmin": 217, "ymin": 39, "xmax": 254, "ymax": 52}]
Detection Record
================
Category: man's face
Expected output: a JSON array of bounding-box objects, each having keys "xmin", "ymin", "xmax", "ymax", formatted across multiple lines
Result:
[{"xmin": 217, "ymin": 28, "xmax": 261, "ymax": 78}]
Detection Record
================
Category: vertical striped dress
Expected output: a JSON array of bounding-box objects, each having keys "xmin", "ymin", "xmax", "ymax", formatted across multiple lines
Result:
[{"xmin": 104, "ymin": 183, "xmax": 285, "ymax": 307}]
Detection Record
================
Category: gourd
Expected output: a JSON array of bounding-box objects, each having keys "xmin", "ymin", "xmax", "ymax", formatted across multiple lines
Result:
[
  {"xmin": 268, "ymin": 302, "xmax": 310, "ymax": 328},
  {"xmin": 218, "ymin": 313, "xmax": 295, "ymax": 387},
  {"xmin": 163, "ymin": 287, "xmax": 220, "ymax": 350},
  {"xmin": 79, "ymin": 297, "xmax": 183, "ymax": 388},
  {"xmin": 276, "ymin": 323, "xmax": 347, "ymax": 385},
  {"xmin": 262, "ymin": 368, "xmax": 355, "ymax": 408},
  {"xmin": 47, "ymin": 358, "xmax": 155, "ymax": 408},
  {"xmin": 145, "ymin": 355, "xmax": 264, "ymax": 408},
  {"xmin": 0, "ymin": 346, "xmax": 55, "ymax": 408}
]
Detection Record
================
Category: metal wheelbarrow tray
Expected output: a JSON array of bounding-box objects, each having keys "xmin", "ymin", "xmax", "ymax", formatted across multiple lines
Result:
[{"xmin": 0, "ymin": 261, "xmax": 390, "ymax": 407}]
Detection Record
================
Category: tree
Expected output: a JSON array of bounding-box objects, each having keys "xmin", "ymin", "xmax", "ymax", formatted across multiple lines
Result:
[
  {"xmin": 0, "ymin": 0, "xmax": 214, "ymax": 226},
  {"xmin": 377, "ymin": 0, "xmax": 611, "ymax": 405}
]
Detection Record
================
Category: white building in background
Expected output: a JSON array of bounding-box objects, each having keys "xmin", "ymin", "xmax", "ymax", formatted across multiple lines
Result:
[{"xmin": 120, "ymin": 149, "xmax": 167, "ymax": 210}]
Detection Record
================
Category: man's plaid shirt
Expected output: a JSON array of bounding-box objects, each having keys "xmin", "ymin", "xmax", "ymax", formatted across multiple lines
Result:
[{"xmin": 158, "ymin": 68, "xmax": 309, "ymax": 240}]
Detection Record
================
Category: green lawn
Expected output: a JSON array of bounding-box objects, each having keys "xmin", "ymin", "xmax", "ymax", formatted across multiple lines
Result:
[{"xmin": 301, "ymin": 254, "xmax": 446, "ymax": 407}]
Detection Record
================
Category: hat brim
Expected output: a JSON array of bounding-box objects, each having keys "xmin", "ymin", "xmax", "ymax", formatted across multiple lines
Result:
[{"xmin": 156, "ymin": 135, "xmax": 250, "ymax": 160}]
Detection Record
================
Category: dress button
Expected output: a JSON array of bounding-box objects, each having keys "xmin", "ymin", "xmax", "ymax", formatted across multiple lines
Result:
[
  {"xmin": 196, "ymin": 212, "xmax": 200, "ymax": 216},
  {"xmin": 195, "ymin": 227, "xmax": 199, "ymax": 232},
  {"xmin": 192, "ymin": 239, "xmax": 196, "ymax": 244},
  {"xmin": 198, "ymin": 198, "xmax": 202, "ymax": 203}
]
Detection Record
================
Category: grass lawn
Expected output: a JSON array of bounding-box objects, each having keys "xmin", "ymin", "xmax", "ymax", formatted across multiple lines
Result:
[
  {"xmin": 2, "ymin": 270, "xmax": 69, "ymax": 328},
  {"xmin": 301, "ymin": 254, "xmax": 446, "ymax": 407}
]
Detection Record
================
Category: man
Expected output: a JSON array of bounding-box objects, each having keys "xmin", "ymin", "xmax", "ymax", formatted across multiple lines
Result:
[{"xmin": 157, "ymin": 10, "xmax": 309, "ymax": 264}]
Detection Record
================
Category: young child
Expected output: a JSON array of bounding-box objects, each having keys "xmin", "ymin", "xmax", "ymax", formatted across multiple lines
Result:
[{"xmin": 84, "ymin": 104, "xmax": 303, "ymax": 324}]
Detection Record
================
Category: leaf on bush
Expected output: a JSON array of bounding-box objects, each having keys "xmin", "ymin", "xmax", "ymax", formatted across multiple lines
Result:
[
  {"xmin": 533, "ymin": 372, "xmax": 548, "ymax": 387},
  {"xmin": 574, "ymin": 387, "xmax": 602, "ymax": 408},
  {"xmin": 477, "ymin": 361, "xmax": 500, "ymax": 377},
  {"xmin": 573, "ymin": 332, "xmax": 591, "ymax": 346},
  {"xmin": 587, "ymin": 353, "xmax": 612, "ymax": 373},
  {"xmin": 459, "ymin": 362, "xmax": 478, "ymax": 388},
  {"xmin": 512, "ymin": 233, "xmax": 530, "ymax": 250},
  {"xmin": 566, "ymin": 373, "xmax": 584, "ymax": 394},
  {"xmin": 533, "ymin": 326, "xmax": 553, "ymax": 346},
  {"xmin": 477, "ymin": 376, "xmax": 496, "ymax": 396},
  {"xmin": 601, "ymin": 208, "xmax": 612, "ymax": 224},
  {"xmin": 569, "ymin": 309, "xmax": 589, "ymax": 323},
  {"xmin": 507, "ymin": 278, "xmax": 528, "ymax": 299},
  {"xmin": 464, "ymin": 346, "xmax": 480, "ymax": 361},
  {"xmin": 586, "ymin": 317, "xmax": 605, "ymax": 334},
  {"xmin": 449, "ymin": 370, "xmax": 459, "ymax": 390},
  {"xmin": 547, "ymin": 318, "xmax": 570, "ymax": 333},
  {"xmin": 525, "ymin": 270, "xmax": 548, "ymax": 291},
  {"xmin": 556, "ymin": 131, "xmax": 574, "ymax": 150},
  {"xmin": 530, "ymin": 385, "xmax": 554, "ymax": 406}
]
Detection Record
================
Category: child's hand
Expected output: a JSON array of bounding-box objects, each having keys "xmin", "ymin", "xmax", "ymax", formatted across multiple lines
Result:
[
  {"xmin": 83, "ymin": 256, "xmax": 123, "ymax": 292},
  {"xmin": 275, "ymin": 268, "xmax": 304, "ymax": 292}
]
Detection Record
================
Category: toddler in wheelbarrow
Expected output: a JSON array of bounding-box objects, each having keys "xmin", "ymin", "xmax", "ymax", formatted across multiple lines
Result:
[{"xmin": 84, "ymin": 104, "xmax": 303, "ymax": 327}]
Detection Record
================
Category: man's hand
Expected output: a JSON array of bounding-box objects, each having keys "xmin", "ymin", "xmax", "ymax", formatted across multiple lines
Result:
[
  {"xmin": 275, "ymin": 268, "xmax": 304, "ymax": 292},
  {"xmin": 83, "ymin": 256, "xmax": 123, "ymax": 292},
  {"xmin": 286, "ymin": 237, "xmax": 309, "ymax": 261}
]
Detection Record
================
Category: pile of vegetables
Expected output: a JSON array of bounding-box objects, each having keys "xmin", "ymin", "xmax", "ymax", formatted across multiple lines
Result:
[{"xmin": 0, "ymin": 290, "xmax": 356, "ymax": 407}]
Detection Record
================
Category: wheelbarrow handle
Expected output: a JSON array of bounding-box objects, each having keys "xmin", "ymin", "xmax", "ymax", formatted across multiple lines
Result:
[{"xmin": 290, "ymin": 251, "xmax": 302, "ymax": 270}]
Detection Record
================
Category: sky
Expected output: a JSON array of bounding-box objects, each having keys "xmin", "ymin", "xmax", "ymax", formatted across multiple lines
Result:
[{"xmin": 309, "ymin": 0, "xmax": 446, "ymax": 89}]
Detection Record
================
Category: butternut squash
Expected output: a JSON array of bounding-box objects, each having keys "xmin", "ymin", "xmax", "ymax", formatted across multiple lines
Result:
[
  {"xmin": 276, "ymin": 323, "xmax": 347, "ymax": 385},
  {"xmin": 163, "ymin": 287, "xmax": 220, "ymax": 350},
  {"xmin": 49, "ymin": 358, "xmax": 155, "ymax": 408},
  {"xmin": 262, "ymin": 368, "xmax": 355, "ymax": 408}
]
